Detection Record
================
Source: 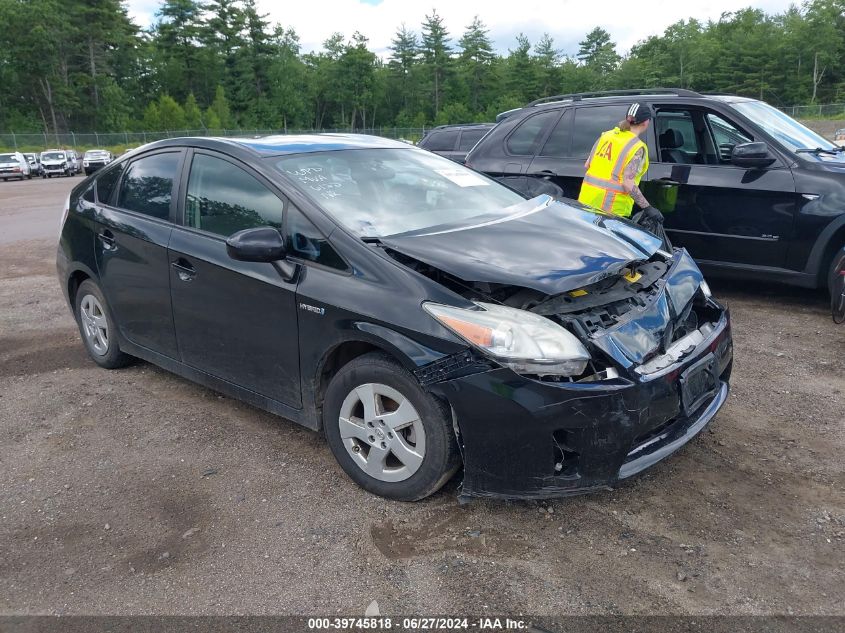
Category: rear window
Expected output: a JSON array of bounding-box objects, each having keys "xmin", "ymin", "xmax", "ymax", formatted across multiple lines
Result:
[
  {"xmin": 96, "ymin": 162, "xmax": 125, "ymax": 204},
  {"xmin": 116, "ymin": 152, "xmax": 180, "ymax": 219},
  {"xmin": 458, "ymin": 129, "xmax": 487, "ymax": 151},
  {"xmin": 507, "ymin": 110, "xmax": 558, "ymax": 155},
  {"xmin": 571, "ymin": 105, "xmax": 629, "ymax": 158},
  {"xmin": 422, "ymin": 130, "xmax": 459, "ymax": 152}
]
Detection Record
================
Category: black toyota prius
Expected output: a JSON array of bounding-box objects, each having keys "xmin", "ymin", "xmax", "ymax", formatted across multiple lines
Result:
[{"xmin": 57, "ymin": 134, "xmax": 733, "ymax": 501}]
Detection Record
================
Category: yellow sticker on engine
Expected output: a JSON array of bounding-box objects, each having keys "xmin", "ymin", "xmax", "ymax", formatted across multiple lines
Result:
[
  {"xmin": 624, "ymin": 270, "xmax": 642, "ymax": 283},
  {"xmin": 568, "ymin": 289, "xmax": 588, "ymax": 297}
]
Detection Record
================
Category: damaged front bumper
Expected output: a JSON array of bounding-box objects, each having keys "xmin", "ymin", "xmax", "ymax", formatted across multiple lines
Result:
[{"xmin": 425, "ymin": 250, "xmax": 733, "ymax": 500}]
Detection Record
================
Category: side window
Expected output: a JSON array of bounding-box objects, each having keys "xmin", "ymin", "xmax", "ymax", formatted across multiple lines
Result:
[
  {"xmin": 96, "ymin": 162, "xmax": 125, "ymax": 204},
  {"xmin": 571, "ymin": 105, "xmax": 629, "ymax": 158},
  {"xmin": 116, "ymin": 153, "xmax": 180, "ymax": 219},
  {"xmin": 424, "ymin": 131, "xmax": 459, "ymax": 152},
  {"xmin": 82, "ymin": 184, "xmax": 95, "ymax": 203},
  {"xmin": 655, "ymin": 111, "xmax": 704, "ymax": 164},
  {"xmin": 286, "ymin": 205, "xmax": 346, "ymax": 270},
  {"xmin": 186, "ymin": 153, "xmax": 283, "ymax": 237},
  {"xmin": 458, "ymin": 129, "xmax": 486, "ymax": 151},
  {"xmin": 706, "ymin": 113, "xmax": 753, "ymax": 162},
  {"xmin": 507, "ymin": 110, "xmax": 559, "ymax": 155},
  {"xmin": 540, "ymin": 109, "xmax": 572, "ymax": 157}
]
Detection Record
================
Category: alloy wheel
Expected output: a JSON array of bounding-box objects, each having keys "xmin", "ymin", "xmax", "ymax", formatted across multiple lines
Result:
[
  {"xmin": 338, "ymin": 382, "xmax": 426, "ymax": 482},
  {"xmin": 80, "ymin": 294, "xmax": 109, "ymax": 356}
]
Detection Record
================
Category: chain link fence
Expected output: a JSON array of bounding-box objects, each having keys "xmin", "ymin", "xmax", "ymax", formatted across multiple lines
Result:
[
  {"xmin": 0, "ymin": 128, "xmax": 429, "ymax": 152},
  {"xmin": 2, "ymin": 104, "xmax": 844, "ymax": 151},
  {"xmin": 777, "ymin": 103, "xmax": 845, "ymax": 119}
]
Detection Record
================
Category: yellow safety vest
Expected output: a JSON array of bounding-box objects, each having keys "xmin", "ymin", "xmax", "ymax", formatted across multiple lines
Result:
[{"xmin": 577, "ymin": 127, "xmax": 649, "ymax": 218}]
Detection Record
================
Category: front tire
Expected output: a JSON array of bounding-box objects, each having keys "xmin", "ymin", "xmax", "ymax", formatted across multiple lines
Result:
[
  {"xmin": 323, "ymin": 352, "xmax": 460, "ymax": 501},
  {"xmin": 74, "ymin": 279, "xmax": 132, "ymax": 369}
]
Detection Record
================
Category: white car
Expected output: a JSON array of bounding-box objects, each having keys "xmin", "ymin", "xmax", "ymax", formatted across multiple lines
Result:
[
  {"xmin": 83, "ymin": 149, "xmax": 113, "ymax": 175},
  {"xmin": 834, "ymin": 129, "xmax": 845, "ymax": 148},
  {"xmin": 66, "ymin": 149, "xmax": 82, "ymax": 174},
  {"xmin": 0, "ymin": 152, "xmax": 32, "ymax": 181},
  {"xmin": 40, "ymin": 150, "xmax": 74, "ymax": 178}
]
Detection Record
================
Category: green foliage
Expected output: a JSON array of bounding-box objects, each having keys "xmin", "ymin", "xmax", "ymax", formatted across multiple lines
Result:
[
  {"xmin": 2, "ymin": 0, "xmax": 845, "ymax": 135},
  {"xmin": 157, "ymin": 94, "xmax": 186, "ymax": 129},
  {"xmin": 209, "ymin": 86, "xmax": 232, "ymax": 128},
  {"xmin": 183, "ymin": 93, "xmax": 203, "ymax": 128}
]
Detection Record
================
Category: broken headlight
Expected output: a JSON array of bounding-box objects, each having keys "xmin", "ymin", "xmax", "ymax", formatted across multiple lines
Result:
[{"xmin": 424, "ymin": 301, "xmax": 590, "ymax": 377}]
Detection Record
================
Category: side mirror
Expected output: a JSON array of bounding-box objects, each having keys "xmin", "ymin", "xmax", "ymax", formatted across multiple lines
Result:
[
  {"xmin": 226, "ymin": 227, "xmax": 286, "ymax": 263},
  {"xmin": 731, "ymin": 142, "xmax": 776, "ymax": 168}
]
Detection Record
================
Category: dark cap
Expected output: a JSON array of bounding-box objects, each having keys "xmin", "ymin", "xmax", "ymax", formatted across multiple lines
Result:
[{"xmin": 626, "ymin": 102, "xmax": 652, "ymax": 124}]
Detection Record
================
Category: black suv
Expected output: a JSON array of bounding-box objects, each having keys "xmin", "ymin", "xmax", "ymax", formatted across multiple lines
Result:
[
  {"xmin": 466, "ymin": 89, "xmax": 845, "ymax": 291},
  {"xmin": 418, "ymin": 123, "xmax": 494, "ymax": 163}
]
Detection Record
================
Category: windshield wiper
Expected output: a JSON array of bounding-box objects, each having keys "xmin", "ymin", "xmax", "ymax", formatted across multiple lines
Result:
[{"xmin": 795, "ymin": 146, "xmax": 845, "ymax": 155}]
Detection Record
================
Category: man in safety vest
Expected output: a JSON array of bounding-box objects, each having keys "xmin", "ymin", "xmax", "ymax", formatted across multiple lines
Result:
[{"xmin": 578, "ymin": 102, "xmax": 661, "ymax": 222}]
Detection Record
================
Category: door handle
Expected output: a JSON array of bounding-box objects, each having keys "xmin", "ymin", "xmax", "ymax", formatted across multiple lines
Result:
[
  {"xmin": 171, "ymin": 258, "xmax": 196, "ymax": 282},
  {"xmin": 97, "ymin": 230, "xmax": 116, "ymax": 250},
  {"xmin": 655, "ymin": 177, "xmax": 681, "ymax": 186},
  {"xmin": 536, "ymin": 169, "xmax": 558, "ymax": 177}
]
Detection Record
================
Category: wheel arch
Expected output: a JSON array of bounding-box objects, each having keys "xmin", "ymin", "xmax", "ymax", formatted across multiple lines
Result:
[
  {"xmin": 311, "ymin": 323, "xmax": 452, "ymax": 431},
  {"xmin": 66, "ymin": 264, "xmax": 98, "ymax": 309},
  {"xmin": 806, "ymin": 214, "xmax": 845, "ymax": 288}
]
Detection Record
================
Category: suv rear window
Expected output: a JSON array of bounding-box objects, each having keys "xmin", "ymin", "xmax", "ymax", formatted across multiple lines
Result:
[
  {"xmin": 423, "ymin": 130, "xmax": 459, "ymax": 152},
  {"xmin": 507, "ymin": 111, "xmax": 558, "ymax": 155},
  {"xmin": 571, "ymin": 105, "xmax": 628, "ymax": 158},
  {"xmin": 458, "ymin": 129, "xmax": 487, "ymax": 151}
]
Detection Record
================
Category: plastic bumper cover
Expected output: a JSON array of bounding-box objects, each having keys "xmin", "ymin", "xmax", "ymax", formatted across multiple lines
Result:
[{"xmin": 429, "ymin": 311, "xmax": 733, "ymax": 500}]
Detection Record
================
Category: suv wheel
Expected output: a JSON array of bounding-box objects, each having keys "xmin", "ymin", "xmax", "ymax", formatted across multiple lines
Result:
[
  {"xmin": 323, "ymin": 352, "xmax": 460, "ymax": 501},
  {"xmin": 828, "ymin": 246, "xmax": 845, "ymax": 290},
  {"xmin": 74, "ymin": 280, "xmax": 132, "ymax": 369}
]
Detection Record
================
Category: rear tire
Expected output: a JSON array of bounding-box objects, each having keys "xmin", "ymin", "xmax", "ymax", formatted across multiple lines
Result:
[
  {"xmin": 827, "ymin": 246, "xmax": 845, "ymax": 293},
  {"xmin": 74, "ymin": 279, "xmax": 132, "ymax": 369},
  {"xmin": 323, "ymin": 352, "xmax": 460, "ymax": 501}
]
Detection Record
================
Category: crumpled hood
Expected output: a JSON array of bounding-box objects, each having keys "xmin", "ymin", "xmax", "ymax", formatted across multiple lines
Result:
[{"xmin": 381, "ymin": 197, "xmax": 662, "ymax": 296}]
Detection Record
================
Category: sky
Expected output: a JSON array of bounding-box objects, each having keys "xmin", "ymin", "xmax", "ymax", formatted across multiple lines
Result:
[{"xmin": 125, "ymin": 0, "xmax": 795, "ymax": 58}]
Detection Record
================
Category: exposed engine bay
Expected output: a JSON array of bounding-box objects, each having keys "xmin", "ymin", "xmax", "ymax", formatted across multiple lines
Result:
[{"xmin": 384, "ymin": 247, "xmax": 722, "ymax": 378}]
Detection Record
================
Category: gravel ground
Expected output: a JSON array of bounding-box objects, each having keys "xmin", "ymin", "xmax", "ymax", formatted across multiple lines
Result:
[{"xmin": 0, "ymin": 177, "xmax": 843, "ymax": 616}]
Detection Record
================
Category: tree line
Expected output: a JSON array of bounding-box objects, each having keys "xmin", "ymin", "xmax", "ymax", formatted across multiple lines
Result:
[{"xmin": 0, "ymin": 0, "xmax": 844, "ymax": 134}]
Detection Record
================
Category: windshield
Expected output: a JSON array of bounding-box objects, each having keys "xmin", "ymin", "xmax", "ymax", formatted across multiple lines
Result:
[
  {"xmin": 42, "ymin": 152, "xmax": 65, "ymax": 161},
  {"xmin": 272, "ymin": 148, "xmax": 527, "ymax": 237},
  {"xmin": 85, "ymin": 150, "xmax": 106, "ymax": 157},
  {"xmin": 733, "ymin": 100, "xmax": 843, "ymax": 160},
  {"xmin": 0, "ymin": 154, "xmax": 16, "ymax": 162}
]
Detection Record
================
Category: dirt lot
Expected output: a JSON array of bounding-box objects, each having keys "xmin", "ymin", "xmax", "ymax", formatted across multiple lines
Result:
[{"xmin": 0, "ymin": 177, "xmax": 843, "ymax": 616}]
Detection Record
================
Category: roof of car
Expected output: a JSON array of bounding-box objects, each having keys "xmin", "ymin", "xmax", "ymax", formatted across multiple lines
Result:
[
  {"xmin": 427, "ymin": 123, "xmax": 495, "ymax": 131},
  {"xmin": 223, "ymin": 133, "xmax": 412, "ymax": 156},
  {"xmin": 498, "ymin": 90, "xmax": 760, "ymax": 121}
]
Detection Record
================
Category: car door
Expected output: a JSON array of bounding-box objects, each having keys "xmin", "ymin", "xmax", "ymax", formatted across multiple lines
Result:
[
  {"xmin": 642, "ymin": 105, "xmax": 798, "ymax": 269},
  {"xmin": 94, "ymin": 150, "xmax": 182, "ymax": 359},
  {"xmin": 168, "ymin": 150, "xmax": 302, "ymax": 408}
]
